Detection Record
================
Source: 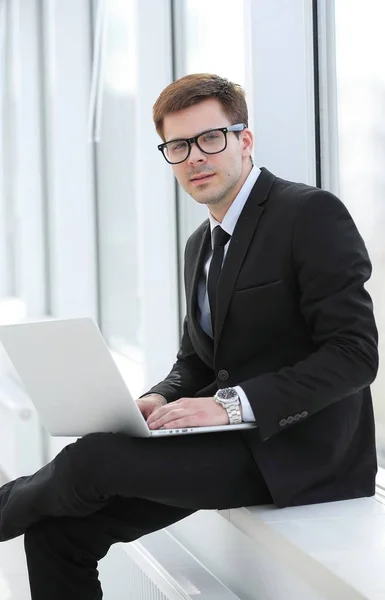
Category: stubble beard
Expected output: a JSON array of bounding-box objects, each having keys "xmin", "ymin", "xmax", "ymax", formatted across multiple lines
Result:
[{"xmin": 190, "ymin": 175, "xmax": 239, "ymax": 209}]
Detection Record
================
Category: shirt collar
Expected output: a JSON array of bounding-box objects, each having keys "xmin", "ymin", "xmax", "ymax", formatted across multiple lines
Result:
[{"xmin": 208, "ymin": 165, "xmax": 261, "ymax": 244}]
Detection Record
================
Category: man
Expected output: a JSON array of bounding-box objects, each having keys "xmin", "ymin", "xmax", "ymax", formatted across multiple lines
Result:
[{"xmin": 0, "ymin": 73, "xmax": 379, "ymax": 599}]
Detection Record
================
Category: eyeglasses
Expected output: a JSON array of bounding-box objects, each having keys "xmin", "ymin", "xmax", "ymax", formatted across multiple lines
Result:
[{"xmin": 158, "ymin": 123, "xmax": 247, "ymax": 165}]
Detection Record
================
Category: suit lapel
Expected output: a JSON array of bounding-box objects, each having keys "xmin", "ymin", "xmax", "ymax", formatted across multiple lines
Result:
[
  {"xmin": 186, "ymin": 222, "xmax": 213, "ymax": 365},
  {"xmin": 185, "ymin": 168, "xmax": 276, "ymax": 363},
  {"xmin": 213, "ymin": 168, "xmax": 276, "ymax": 355}
]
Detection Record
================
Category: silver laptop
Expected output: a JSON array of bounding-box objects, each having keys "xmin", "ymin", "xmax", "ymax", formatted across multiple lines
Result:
[{"xmin": 0, "ymin": 318, "xmax": 256, "ymax": 438}]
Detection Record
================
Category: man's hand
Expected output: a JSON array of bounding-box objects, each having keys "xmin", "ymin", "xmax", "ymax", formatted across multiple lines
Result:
[
  {"xmin": 136, "ymin": 395, "xmax": 167, "ymax": 420},
  {"xmin": 146, "ymin": 397, "xmax": 230, "ymax": 430}
]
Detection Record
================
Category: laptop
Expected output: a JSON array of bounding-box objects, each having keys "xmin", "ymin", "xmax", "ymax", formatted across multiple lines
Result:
[{"xmin": 0, "ymin": 318, "xmax": 256, "ymax": 438}]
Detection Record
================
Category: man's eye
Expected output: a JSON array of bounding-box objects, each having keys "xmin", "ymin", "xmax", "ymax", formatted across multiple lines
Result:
[
  {"xmin": 202, "ymin": 132, "xmax": 221, "ymax": 142},
  {"xmin": 171, "ymin": 142, "xmax": 186, "ymax": 152}
]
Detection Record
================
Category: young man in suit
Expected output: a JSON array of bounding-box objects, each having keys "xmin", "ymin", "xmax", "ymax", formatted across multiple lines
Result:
[{"xmin": 0, "ymin": 73, "xmax": 379, "ymax": 599}]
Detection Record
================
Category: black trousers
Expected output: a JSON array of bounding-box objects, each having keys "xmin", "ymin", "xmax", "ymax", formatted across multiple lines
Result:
[{"xmin": 0, "ymin": 431, "xmax": 272, "ymax": 599}]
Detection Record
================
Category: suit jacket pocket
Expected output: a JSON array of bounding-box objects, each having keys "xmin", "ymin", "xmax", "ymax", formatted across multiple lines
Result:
[
  {"xmin": 235, "ymin": 279, "xmax": 283, "ymax": 294},
  {"xmin": 229, "ymin": 279, "xmax": 293, "ymax": 342}
]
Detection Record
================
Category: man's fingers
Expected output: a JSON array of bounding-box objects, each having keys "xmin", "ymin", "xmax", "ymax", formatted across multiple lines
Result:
[
  {"xmin": 147, "ymin": 402, "xmax": 181, "ymax": 424},
  {"xmin": 136, "ymin": 400, "xmax": 161, "ymax": 419},
  {"xmin": 157, "ymin": 416, "xmax": 201, "ymax": 429},
  {"xmin": 147, "ymin": 407, "xmax": 185, "ymax": 426},
  {"xmin": 147, "ymin": 407, "xmax": 191, "ymax": 429},
  {"xmin": 149, "ymin": 414, "xmax": 199, "ymax": 430},
  {"xmin": 146, "ymin": 397, "xmax": 228, "ymax": 430}
]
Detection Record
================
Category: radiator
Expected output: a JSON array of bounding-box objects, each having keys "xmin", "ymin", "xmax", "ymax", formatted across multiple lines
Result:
[{"xmin": 119, "ymin": 528, "xmax": 239, "ymax": 599}]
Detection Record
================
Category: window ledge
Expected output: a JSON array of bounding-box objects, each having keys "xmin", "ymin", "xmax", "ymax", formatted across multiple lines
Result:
[{"xmin": 222, "ymin": 495, "xmax": 385, "ymax": 599}]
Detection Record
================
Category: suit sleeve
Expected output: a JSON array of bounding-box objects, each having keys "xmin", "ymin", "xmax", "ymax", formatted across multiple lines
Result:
[
  {"xmin": 140, "ymin": 316, "xmax": 215, "ymax": 402},
  {"xmin": 240, "ymin": 190, "xmax": 379, "ymax": 441}
]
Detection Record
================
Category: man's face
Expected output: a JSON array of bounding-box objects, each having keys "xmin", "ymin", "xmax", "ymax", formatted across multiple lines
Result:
[{"xmin": 162, "ymin": 98, "xmax": 253, "ymax": 211}]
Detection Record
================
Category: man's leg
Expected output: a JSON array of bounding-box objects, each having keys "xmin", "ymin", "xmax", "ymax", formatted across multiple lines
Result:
[
  {"xmin": 1, "ymin": 430, "xmax": 272, "ymax": 598},
  {"xmin": 0, "ymin": 430, "xmax": 271, "ymax": 542},
  {"xmin": 24, "ymin": 498, "xmax": 195, "ymax": 600}
]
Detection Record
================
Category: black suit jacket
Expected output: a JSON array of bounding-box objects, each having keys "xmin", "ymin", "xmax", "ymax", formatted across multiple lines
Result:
[{"xmin": 145, "ymin": 167, "xmax": 379, "ymax": 507}]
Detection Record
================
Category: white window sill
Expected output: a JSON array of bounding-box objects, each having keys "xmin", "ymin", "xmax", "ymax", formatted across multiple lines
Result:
[
  {"xmin": 166, "ymin": 487, "xmax": 385, "ymax": 599},
  {"xmin": 221, "ymin": 493, "xmax": 385, "ymax": 599}
]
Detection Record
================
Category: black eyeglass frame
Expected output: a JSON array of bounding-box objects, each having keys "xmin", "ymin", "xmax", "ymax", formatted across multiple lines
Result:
[{"xmin": 158, "ymin": 123, "xmax": 247, "ymax": 164}]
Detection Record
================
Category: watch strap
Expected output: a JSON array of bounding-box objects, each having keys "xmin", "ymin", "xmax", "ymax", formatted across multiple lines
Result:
[
  {"xmin": 227, "ymin": 402, "xmax": 242, "ymax": 424},
  {"xmin": 214, "ymin": 388, "xmax": 242, "ymax": 424}
]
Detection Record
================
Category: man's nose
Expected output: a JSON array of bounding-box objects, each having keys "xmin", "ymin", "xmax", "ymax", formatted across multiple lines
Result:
[{"xmin": 187, "ymin": 142, "xmax": 207, "ymax": 165}]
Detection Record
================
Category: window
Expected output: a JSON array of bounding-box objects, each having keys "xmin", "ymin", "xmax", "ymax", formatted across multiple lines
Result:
[
  {"xmin": 184, "ymin": 0, "xmax": 247, "ymax": 87},
  {"xmin": 0, "ymin": 0, "xmax": 47, "ymax": 319},
  {"xmin": 334, "ymin": 0, "xmax": 385, "ymax": 465},
  {"xmin": 94, "ymin": 0, "xmax": 143, "ymax": 393},
  {"xmin": 93, "ymin": 0, "xmax": 179, "ymax": 395}
]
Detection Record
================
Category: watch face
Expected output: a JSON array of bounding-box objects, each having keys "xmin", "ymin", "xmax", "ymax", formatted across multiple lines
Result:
[
  {"xmin": 217, "ymin": 388, "xmax": 239, "ymax": 405},
  {"xmin": 219, "ymin": 388, "xmax": 237, "ymax": 399}
]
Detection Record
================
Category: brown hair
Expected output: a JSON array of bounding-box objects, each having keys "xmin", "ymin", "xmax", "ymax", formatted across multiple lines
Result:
[{"xmin": 153, "ymin": 73, "xmax": 248, "ymax": 141}]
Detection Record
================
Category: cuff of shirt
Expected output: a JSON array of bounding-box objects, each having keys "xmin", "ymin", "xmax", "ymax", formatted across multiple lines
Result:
[{"xmin": 233, "ymin": 385, "xmax": 256, "ymax": 422}]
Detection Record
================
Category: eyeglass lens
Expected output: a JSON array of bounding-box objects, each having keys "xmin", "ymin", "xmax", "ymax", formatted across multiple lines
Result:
[{"xmin": 164, "ymin": 129, "xmax": 226, "ymax": 163}]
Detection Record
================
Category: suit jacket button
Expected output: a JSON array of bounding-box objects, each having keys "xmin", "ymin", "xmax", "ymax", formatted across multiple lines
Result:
[
  {"xmin": 279, "ymin": 419, "xmax": 287, "ymax": 427},
  {"xmin": 300, "ymin": 411, "xmax": 308, "ymax": 418},
  {"xmin": 218, "ymin": 370, "xmax": 229, "ymax": 381},
  {"xmin": 286, "ymin": 416, "xmax": 294, "ymax": 424}
]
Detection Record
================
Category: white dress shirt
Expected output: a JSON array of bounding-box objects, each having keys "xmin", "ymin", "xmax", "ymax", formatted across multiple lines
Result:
[{"xmin": 197, "ymin": 165, "xmax": 261, "ymax": 422}]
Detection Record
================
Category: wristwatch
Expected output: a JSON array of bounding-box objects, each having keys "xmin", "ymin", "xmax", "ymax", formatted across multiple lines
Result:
[{"xmin": 214, "ymin": 387, "xmax": 242, "ymax": 424}]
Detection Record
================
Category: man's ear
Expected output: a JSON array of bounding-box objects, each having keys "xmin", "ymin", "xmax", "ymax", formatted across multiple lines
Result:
[{"xmin": 241, "ymin": 128, "xmax": 254, "ymax": 158}]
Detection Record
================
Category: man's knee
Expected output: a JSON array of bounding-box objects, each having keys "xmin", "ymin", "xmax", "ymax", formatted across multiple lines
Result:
[
  {"xmin": 66, "ymin": 432, "xmax": 126, "ymax": 478},
  {"xmin": 72, "ymin": 431, "xmax": 117, "ymax": 455},
  {"xmin": 70, "ymin": 431, "xmax": 131, "ymax": 462},
  {"xmin": 61, "ymin": 432, "xmax": 136, "ymax": 499}
]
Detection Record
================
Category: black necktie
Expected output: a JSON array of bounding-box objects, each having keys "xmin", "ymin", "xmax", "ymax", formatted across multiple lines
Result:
[{"xmin": 207, "ymin": 226, "xmax": 231, "ymax": 334}]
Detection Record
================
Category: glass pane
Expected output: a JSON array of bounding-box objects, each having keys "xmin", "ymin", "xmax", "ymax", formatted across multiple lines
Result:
[
  {"xmin": 185, "ymin": 0, "xmax": 246, "ymax": 86},
  {"xmin": 95, "ymin": 0, "xmax": 144, "ymax": 394},
  {"xmin": 334, "ymin": 0, "xmax": 385, "ymax": 465},
  {"xmin": 0, "ymin": 1, "xmax": 17, "ymax": 298},
  {"xmin": 176, "ymin": 0, "xmax": 248, "ymax": 314}
]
